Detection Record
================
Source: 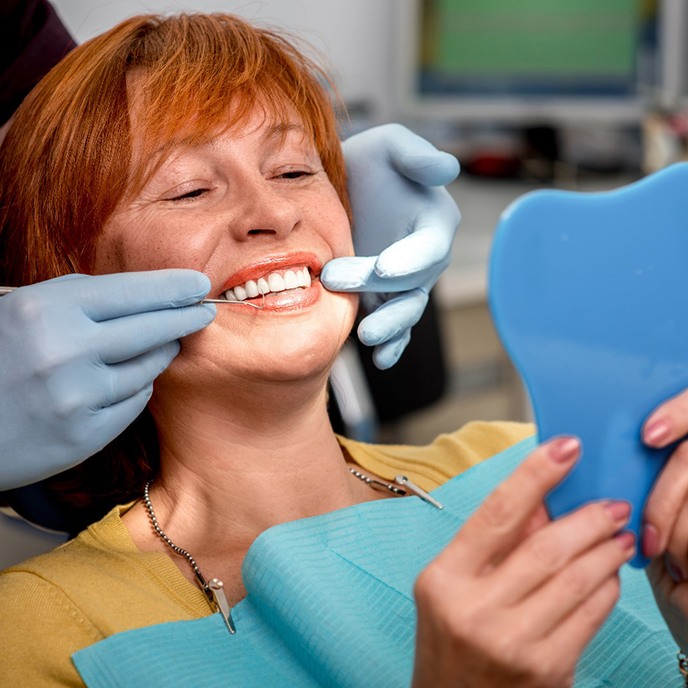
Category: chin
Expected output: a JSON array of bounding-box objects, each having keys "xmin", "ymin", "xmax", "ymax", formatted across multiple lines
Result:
[
  {"xmin": 255, "ymin": 334, "xmax": 344, "ymax": 382},
  {"xmin": 172, "ymin": 294, "xmax": 357, "ymax": 387},
  {"xmin": 242, "ymin": 302, "xmax": 356, "ymax": 382}
]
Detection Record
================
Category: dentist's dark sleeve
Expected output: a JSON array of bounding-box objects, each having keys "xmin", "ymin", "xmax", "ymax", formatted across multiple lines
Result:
[{"xmin": 0, "ymin": 0, "xmax": 76, "ymax": 125}]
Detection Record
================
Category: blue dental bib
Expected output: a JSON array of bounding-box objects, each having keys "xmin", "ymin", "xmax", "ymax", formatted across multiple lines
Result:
[{"xmin": 73, "ymin": 438, "xmax": 677, "ymax": 687}]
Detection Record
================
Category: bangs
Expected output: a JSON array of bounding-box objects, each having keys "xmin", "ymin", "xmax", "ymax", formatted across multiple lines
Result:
[
  {"xmin": 124, "ymin": 14, "xmax": 342, "ymax": 197},
  {"xmin": 0, "ymin": 11, "xmax": 349, "ymax": 287}
]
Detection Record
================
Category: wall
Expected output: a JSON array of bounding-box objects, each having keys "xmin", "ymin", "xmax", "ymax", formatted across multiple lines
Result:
[{"xmin": 51, "ymin": 0, "xmax": 398, "ymax": 121}]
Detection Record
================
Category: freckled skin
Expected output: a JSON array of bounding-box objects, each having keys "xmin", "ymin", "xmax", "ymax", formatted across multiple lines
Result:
[{"xmin": 93, "ymin": 108, "xmax": 357, "ymax": 394}]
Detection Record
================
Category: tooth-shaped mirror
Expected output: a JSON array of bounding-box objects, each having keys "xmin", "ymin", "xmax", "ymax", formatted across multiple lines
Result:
[{"xmin": 489, "ymin": 163, "xmax": 688, "ymax": 567}]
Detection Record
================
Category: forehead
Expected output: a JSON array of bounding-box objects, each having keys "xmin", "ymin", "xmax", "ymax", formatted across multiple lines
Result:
[
  {"xmin": 125, "ymin": 77, "xmax": 315, "ymax": 188},
  {"xmin": 127, "ymin": 68, "xmax": 304, "ymax": 136}
]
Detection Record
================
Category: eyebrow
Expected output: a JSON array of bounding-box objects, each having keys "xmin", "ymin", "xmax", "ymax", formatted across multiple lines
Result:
[
  {"xmin": 149, "ymin": 122, "xmax": 311, "ymax": 171},
  {"xmin": 191, "ymin": 122, "xmax": 308, "ymax": 158},
  {"xmin": 261, "ymin": 122, "xmax": 307, "ymax": 143}
]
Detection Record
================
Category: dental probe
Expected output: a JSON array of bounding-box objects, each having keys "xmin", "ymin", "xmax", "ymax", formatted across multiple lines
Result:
[
  {"xmin": 0, "ymin": 286, "xmax": 265, "ymax": 308},
  {"xmin": 200, "ymin": 296, "xmax": 264, "ymax": 308}
]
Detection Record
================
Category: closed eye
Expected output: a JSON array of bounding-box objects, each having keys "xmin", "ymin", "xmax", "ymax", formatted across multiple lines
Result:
[
  {"xmin": 169, "ymin": 188, "xmax": 209, "ymax": 201},
  {"xmin": 278, "ymin": 170, "xmax": 315, "ymax": 180}
]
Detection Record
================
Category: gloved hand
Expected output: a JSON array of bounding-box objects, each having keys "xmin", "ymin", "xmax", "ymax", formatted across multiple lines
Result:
[
  {"xmin": 0, "ymin": 269, "xmax": 215, "ymax": 490},
  {"xmin": 321, "ymin": 123, "xmax": 461, "ymax": 369}
]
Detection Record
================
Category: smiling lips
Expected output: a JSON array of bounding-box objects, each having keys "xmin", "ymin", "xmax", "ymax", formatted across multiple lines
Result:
[{"xmin": 221, "ymin": 266, "xmax": 313, "ymax": 302}]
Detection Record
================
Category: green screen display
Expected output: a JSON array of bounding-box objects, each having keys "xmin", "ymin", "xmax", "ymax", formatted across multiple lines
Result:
[{"xmin": 420, "ymin": 0, "xmax": 651, "ymax": 92}]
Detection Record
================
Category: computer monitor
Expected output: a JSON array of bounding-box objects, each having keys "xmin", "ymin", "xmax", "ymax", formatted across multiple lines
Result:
[{"xmin": 396, "ymin": 0, "xmax": 687, "ymax": 125}]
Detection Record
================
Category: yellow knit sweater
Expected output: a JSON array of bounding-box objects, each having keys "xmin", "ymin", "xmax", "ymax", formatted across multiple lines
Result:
[{"xmin": 0, "ymin": 421, "xmax": 534, "ymax": 687}]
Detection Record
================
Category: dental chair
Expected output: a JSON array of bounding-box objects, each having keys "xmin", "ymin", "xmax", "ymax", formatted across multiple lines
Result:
[{"xmin": 0, "ymin": 507, "xmax": 66, "ymax": 569}]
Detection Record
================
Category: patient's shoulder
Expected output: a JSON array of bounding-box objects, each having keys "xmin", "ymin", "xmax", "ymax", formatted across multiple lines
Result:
[
  {"xmin": 0, "ymin": 563, "xmax": 102, "ymax": 687},
  {"xmin": 1, "ymin": 503, "xmax": 139, "ymax": 591},
  {"xmin": 0, "ymin": 504, "xmax": 207, "ymax": 685},
  {"xmin": 0, "ymin": 507, "xmax": 136, "ymax": 641},
  {"xmin": 3, "ymin": 502, "xmax": 207, "ymax": 622}
]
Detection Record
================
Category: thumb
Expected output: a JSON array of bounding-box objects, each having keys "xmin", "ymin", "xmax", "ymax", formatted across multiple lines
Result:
[{"xmin": 385, "ymin": 125, "xmax": 460, "ymax": 186}]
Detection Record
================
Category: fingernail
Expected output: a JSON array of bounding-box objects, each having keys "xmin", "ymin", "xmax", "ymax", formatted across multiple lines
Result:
[
  {"xmin": 644, "ymin": 419, "xmax": 671, "ymax": 447},
  {"xmin": 615, "ymin": 531, "xmax": 636, "ymax": 552},
  {"xmin": 605, "ymin": 501, "xmax": 631, "ymax": 523},
  {"xmin": 550, "ymin": 437, "xmax": 580, "ymax": 463},
  {"xmin": 642, "ymin": 523, "xmax": 661, "ymax": 559}
]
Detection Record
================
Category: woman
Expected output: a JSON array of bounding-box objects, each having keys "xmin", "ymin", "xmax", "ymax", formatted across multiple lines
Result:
[
  {"xmin": 0, "ymin": 12, "xmax": 687, "ymax": 688},
  {"xmin": 0, "ymin": 0, "xmax": 459, "ymax": 496}
]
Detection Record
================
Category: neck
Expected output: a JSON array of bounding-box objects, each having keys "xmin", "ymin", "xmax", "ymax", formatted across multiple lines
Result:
[{"xmin": 130, "ymin": 373, "xmax": 372, "ymax": 566}]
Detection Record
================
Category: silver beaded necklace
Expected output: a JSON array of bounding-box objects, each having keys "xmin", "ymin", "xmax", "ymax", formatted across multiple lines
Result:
[
  {"xmin": 143, "ymin": 481, "xmax": 236, "ymax": 634},
  {"xmin": 142, "ymin": 469, "xmax": 442, "ymax": 636}
]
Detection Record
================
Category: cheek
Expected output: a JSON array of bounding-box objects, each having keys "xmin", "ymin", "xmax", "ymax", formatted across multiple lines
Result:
[
  {"xmin": 92, "ymin": 232, "xmax": 128, "ymax": 274},
  {"xmin": 93, "ymin": 214, "xmax": 215, "ymax": 274},
  {"xmin": 311, "ymin": 194, "xmax": 354, "ymax": 258},
  {"xmin": 338, "ymin": 226, "xmax": 355, "ymax": 258}
]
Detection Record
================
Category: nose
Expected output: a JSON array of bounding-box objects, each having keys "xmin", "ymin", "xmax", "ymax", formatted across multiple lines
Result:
[{"xmin": 226, "ymin": 174, "xmax": 302, "ymax": 241}]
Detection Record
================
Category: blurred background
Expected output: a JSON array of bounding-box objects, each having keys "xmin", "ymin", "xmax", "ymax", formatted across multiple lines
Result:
[{"xmin": 51, "ymin": 0, "xmax": 688, "ymax": 445}]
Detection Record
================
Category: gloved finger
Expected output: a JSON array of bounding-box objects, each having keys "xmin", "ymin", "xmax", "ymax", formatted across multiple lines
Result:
[
  {"xmin": 360, "ymin": 291, "xmax": 387, "ymax": 313},
  {"xmin": 374, "ymin": 205, "xmax": 458, "ymax": 279},
  {"xmin": 96, "ymin": 303, "xmax": 215, "ymax": 364},
  {"xmin": 357, "ymin": 289, "xmax": 429, "ymax": 346},
  {"xmin": 66, "ymin": 269, "xmax": 211, "ymax": 321},
  {"xmin": 322, "ymin": 256, "xmax": 439, "ymax": 294},
  {"xmin": 386, "ymin": 125, "xmax": 460, "ymax": 186},
  {"xmin": 320, "ymin": 256, "xmax": 377, "ymax": 291},
  {"xmin": 43, "ymin": 273, "xmax": 89, "ymax": 284},
  {"xmin": 372, "ymin": 330, "xmax": 412, "ymax": 370},
  {"xmin": 89, "ymin": 384, "xmax": 156, "ymax": 443},
  {"xmin": 394, "ymin": 150, "xmax": 459, "ymax": 187},
  {"xmin": 100, "ymin": 342, "xmax": 180, "ymax": 406},
  {"xmin": 0, "ymin": 274, "xmax": 87, "ymax": 315}
]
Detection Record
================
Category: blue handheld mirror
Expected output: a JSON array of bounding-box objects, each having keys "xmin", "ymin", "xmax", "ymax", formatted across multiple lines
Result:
[{"xmin": 489, "ymin": 163, "xmax": 688, "ymax": 567}]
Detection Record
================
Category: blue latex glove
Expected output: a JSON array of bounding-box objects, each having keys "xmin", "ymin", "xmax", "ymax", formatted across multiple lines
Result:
[
  {"xmin": 321, "ymin": 123, "xmax": 460, "ymax": 369},
  {"xmin": 0, "ymin": 270, "xmax": 215, "ymax": 490}
]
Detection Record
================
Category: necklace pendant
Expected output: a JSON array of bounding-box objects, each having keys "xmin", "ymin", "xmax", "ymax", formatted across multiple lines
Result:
[
  {"xmin": 208, "ymin": 578, "xmax": 236, "ymax": 635},
  {"xmin": 394, "ymin": 475, "xmax": 444, "ymax": 510},
  {"xmin": 348, "ymin": 467, "xmax": 406, "ymax": 496}
]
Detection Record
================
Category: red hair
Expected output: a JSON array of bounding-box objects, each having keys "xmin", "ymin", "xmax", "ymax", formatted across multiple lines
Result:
[
  {"xmin": 0, "ymin": 13, "xmax": 349, "ymax": 529},
  {"xmin": 0, "ymin": 12, "xmax": 349, "ymax": 285}
]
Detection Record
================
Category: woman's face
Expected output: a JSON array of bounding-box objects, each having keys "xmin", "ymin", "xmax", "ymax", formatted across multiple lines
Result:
[{"xmin": 93, "ymin": 106, "xmax": 357, "ymax": 389}]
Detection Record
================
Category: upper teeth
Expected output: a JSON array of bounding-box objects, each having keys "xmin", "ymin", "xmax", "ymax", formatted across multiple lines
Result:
[{"xmin": 223, "ymin": 267, "xmax": 312, "ymax": 301}]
